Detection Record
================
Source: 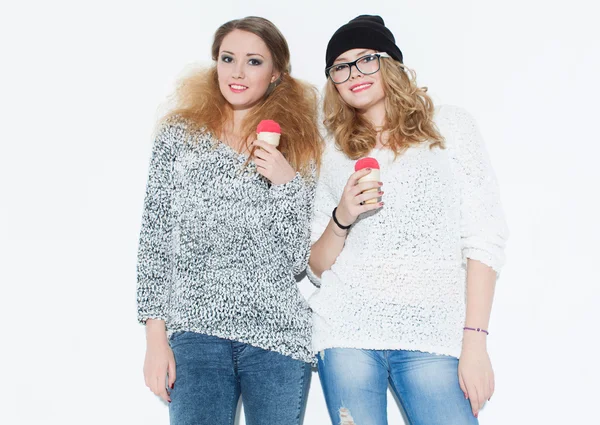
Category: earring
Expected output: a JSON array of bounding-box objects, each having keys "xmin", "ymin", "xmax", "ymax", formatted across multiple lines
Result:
[
  {"xmin": 265, "ymin": 81, "xmax": 277, "ymax": 96},
  {"xmin": 266, "ymin": 75, "xmax": 282, "ymax": 96}
]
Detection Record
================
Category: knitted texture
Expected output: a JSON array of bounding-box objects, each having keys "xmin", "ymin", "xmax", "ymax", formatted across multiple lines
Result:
[
  {"xmin": 307, "ymin": 105, "xmax": 508, "ymax": 358},
  {"xmin": 137, "ymin": 119, "xmax": 316, "ymax": 363}
]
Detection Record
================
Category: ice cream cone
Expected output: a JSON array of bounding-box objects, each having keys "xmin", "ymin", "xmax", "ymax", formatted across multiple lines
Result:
[
  {"xmin": 355, "ymin": 157, "xmax": 381, "ymax": 204},
  {"xmin": 256, "ymin": 120, "xmax": 281, "ymax": 148},
  {"xmin": 256, "ymin": 131, "xmax": 280, "ymax": 147}
]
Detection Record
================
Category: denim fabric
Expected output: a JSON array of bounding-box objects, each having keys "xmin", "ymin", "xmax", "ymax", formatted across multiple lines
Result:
[
  {"xmin": 169, "ymin": 332, "xmax": 311, "ymax": 425},
  {"xmin": 317, "ymin": 348, "xmax": 478, "ymax": 425}
]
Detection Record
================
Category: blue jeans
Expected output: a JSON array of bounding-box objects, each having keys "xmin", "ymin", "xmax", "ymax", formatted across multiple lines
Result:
[
  {"xmin": 317, "ymin": 348, "xmax": 478, "ymax": 425},
  {"xmin": 169, "ymin": 332, "xmax": 311, "ymax": 425}
]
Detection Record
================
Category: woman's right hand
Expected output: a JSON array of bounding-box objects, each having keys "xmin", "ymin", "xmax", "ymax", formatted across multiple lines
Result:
[
  {"xmin": 143, "ymin": 320, "xmax": 176, "ymax": 403},
  {"xmin": 335, "ymin": 168, "xmax": 383, "ymax": 226}
]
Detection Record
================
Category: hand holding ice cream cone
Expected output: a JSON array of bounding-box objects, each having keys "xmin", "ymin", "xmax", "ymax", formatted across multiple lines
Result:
[
  {"xmin": 252, "ymin": 120, "xmax": 295, "ymax": 185},
  {"xmin": 355, "ymin": 157, "xmax": 381, "ymax": 205},
  {"xmin": 333, "ymin": 157, "xmax": 383, "ymax": 228}
]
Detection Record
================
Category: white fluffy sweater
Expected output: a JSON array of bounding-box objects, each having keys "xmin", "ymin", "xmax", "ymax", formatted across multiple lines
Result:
[{"xmin": 307, "ymin": 105, "xmax": 509, "ymax": 358}]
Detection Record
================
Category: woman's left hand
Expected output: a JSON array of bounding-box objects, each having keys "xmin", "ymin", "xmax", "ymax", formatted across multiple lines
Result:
[
  {"xmin": 458, "ymin": 337, "xmax": 495, "ymax": 419},
  {"xmin": 252, "ymin": 140, "xmax": 296, "ymax": 185}
]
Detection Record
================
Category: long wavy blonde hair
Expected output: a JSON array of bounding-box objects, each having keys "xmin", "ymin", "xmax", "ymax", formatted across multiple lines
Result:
[
  {"xmin": 164, "ymin": 17, "xmax": 323, "ymax": 172},
  {"xmin": 323, "ymin": 58, "xmax": 444, "ymax": 159}
]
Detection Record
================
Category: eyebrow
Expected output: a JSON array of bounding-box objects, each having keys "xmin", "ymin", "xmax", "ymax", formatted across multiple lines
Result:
[
  {"xmin": 334, "ymin": 50, "xmax": 372, "ymax": 64},
  {"xmin": 221, "ymin": 50, "xmax": 265, "ymax": 58}
]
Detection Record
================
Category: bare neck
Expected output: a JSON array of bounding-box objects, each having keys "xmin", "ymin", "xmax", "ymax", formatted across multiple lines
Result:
[
  {"xmin": 360, "ymin": 101, "xmax": 389, "ymax": 149},
  {"xmin": 221, "ymin": 108, "xmax": 252, "ymax": 154},
  {"xmin": 360, "ymin": 100, "xmax": 386, "ymax": 129},
  {"xmin": 231, "ymin": 108, "xmax": 249, "ymax": 135}
]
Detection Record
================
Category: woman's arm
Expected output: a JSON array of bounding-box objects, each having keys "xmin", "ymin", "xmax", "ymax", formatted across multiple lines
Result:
[
  {"xmin": 253, "ymin": 139, "xmax": 318, "ymax": 276},
  {"xmin": 144, "ymin": 319, "xmax": 175, "ymax": 403},
  {"xmin": 459, "ymin": 260, "xmax": 496, "ymax": 418},
  {"xmin": 269, "ymin": 170, "xmax": 316, "ymax": 276},
  {"xmin": 137, "ymin": 122, "xmax": 181, "ymax": 403},
  {"xmin": 308, "ymin": 218, "xmax": 348, "ymax": 278},
  {"xmin": 464, "ymin": 260, "xmax": 496, "ymax": 335},
  {"xmin": 137, "ymin": 123, "xmax": 179, "ymax": 324},
  {"xmin": 447, "ymin": 106, "xmax": 509, "ymax": 419},
  {"xmin": 309, "ymin": 168, "xmax": 383, "ymax": 279}
]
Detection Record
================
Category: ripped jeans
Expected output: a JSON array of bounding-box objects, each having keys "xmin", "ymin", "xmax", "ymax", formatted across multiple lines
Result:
[{"xmin": 317, "ymin": 348, "xmax": 478, "ymax": 425}]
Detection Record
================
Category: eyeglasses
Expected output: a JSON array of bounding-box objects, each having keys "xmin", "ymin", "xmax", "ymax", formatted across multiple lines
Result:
[{"xmin": 326, "ymin": 52, "xmax": 391, "ymax": 84}]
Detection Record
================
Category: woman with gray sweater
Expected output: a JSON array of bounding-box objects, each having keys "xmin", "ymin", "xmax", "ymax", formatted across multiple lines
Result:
[{"xmin": 136, "ymin": 16, "xmax": 322, "ymax": 425}]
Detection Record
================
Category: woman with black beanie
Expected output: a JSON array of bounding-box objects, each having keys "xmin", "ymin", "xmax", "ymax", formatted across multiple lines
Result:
[{"xmin": 308, "ymin": 15, "xmax": 508, "ymax": 424}]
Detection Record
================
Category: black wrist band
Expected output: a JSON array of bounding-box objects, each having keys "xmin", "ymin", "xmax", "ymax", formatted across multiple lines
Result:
[{"xmin": 332, "ymin": 207, "xmax": 351, "ymax": 230}]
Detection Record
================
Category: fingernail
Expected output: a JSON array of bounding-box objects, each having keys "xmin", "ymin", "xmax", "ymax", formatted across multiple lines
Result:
[
  {"xmin": 465, "ymin": 393, "xmax": 469, "ymax": 399},
  {"xmin": 378, "ymin": 182, "xmax": 383, "ymax": 186},
  {"xmin": 171, "ymin": 383, "xmax": 174, "ymax": 389},
  {"xmin": 379, "ymin": 191, "xmax": 384, "ymax": 195},
  {"xmin": 379, "ymin": 202, "xmax": 384, "ymax": 206},
  {"xmin": 475, "ymin": 413, "xmax": 478, "ymax": 418},
  {"xmin": 366, "ymin": 168, "xmax": 372, "ymax": 171}
]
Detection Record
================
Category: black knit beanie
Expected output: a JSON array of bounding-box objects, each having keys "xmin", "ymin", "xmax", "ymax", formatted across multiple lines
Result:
[{"xmin": 325, "ymin": 15, "xmax": 403, "ymax": 75}]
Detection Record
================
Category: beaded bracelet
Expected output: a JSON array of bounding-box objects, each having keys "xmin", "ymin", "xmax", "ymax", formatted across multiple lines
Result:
[{"xmin": 463, "ymin": 327, "xmax": 489, "ymax": 335}]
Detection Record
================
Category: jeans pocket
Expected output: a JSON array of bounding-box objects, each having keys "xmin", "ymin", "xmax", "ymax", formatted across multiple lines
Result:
[{"xmin": 169, "ymin": 331, "xmax": 186, "ymax": 342}]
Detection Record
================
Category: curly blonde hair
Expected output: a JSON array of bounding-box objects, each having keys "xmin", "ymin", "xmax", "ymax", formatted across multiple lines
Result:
[
  {"xmin": 164, "ymin": 17, "xmax": 323, "ymax": 172},
  {"xmin": 323, "ymin": 58, "xmax": 444, "ymax": 159}
]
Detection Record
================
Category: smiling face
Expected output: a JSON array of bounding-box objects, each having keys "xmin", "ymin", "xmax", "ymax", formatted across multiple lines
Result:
[
  {"xmin": 332, "ymin": 48, "xmax": 386, "ymax": 112},
  {"xmin": 217, "ymin": 29, "xmax": 280, "ymax": 111}
]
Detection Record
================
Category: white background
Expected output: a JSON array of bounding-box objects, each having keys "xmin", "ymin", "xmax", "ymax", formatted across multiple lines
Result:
[{"xmin": 1, "ymin": 1, "xmax": 598, "ymax": 424}]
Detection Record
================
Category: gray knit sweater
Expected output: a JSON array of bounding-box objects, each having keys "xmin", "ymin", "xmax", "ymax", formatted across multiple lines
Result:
[{"xmin": 136, "ymin": 120, "xmax": 316, "ymax": 363}]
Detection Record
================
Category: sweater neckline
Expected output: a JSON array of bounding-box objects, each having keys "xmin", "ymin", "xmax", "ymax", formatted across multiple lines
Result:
[{"xmin": 206, "ymin": 132, "xmax": 251, "ymax": 162}]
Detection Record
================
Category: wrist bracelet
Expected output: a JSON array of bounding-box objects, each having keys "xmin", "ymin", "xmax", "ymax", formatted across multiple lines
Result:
[
  {"xmin": 463, "ymin": 327, "xmax": 489, "ymax": 335},
  {"xmin": 332, "ymin": 207, "xmax": 352, "ymax": 230}
]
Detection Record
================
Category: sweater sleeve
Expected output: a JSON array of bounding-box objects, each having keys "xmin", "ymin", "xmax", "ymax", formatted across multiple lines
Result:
[
  {"xmin": 136, "ymin": 124, "xmax": 179, "ymax": 324},
  {"xmin": 268, "ymin": 163, "xmax": 317, "ymax": 276},
  {"xmin": 448, "ymin": 106, "xmax": 509, "ymax": 275},
  {"xmin": 305, "ymin": 167, "xmax": 338, "ymax": 288}
]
